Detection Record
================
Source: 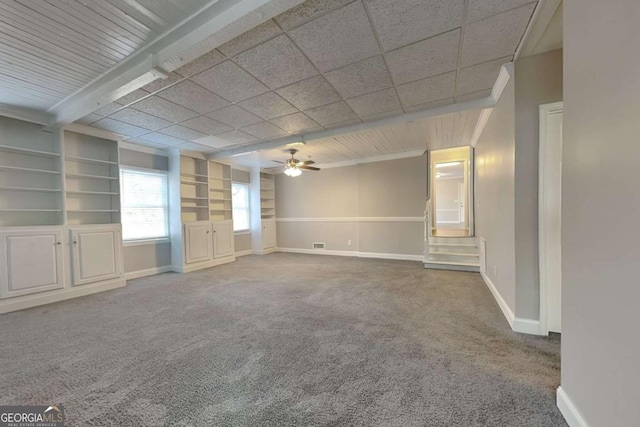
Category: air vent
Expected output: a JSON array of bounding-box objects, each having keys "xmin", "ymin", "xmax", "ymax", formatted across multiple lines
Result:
[{"xmin": 312, "ymin": 242, "xmax": 326, "ymax": 249}]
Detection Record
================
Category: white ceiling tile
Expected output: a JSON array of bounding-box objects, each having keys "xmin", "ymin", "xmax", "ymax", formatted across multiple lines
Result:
[
  {"xmin": 324, "ymin": 55, "xmax": 393, "ymax": 99},
  {"xmin": 177, "ymin": 142, "xmax": 212, "ymax": 152},
  {"xmin": 130, "ymin": 96, "xmax": 199, "ymax": 123},
  {"xmin": 397, "ymin": 72, "xmax": 456, "ymax": 108},
  {"xmin": 139, "ymin": 132, "xmax": 188, "ymax": 146},
  {"xmin": 457, "ymin": 56, "xmax": 511, "ymax": 95},
  {"xmin": 275, "ymin": 0, "xmax": 353, "ymax": 30},
  {"xmin": 116, "ymin": 89, "xmax": 150, "ymax": 105},
  {"xmin": 467, "ymin": 0, "xmax": 536, "ymax": 23},
  {"xmin": 94, "ymin": 102, "xmax": 123, "ymax": 116},
  {"xmin": 461, "ymin": 4, "xmax": 536, "ymax": 66},
  {"xmin": 92, "ymin": 118, "xmax": 149, "ymax": 138},
  {"xmin": 156, "ymin": 80, "xmax": 230, "ymax": 114},
  {"xmin": 270, "ymin": 112, "xmax": 320, "ymax": 134},
  {"xmin": 404, "ymin": 97, "xmax": 455, "ymax": 113},
  {"xmin": 194, "ymin": 135, "xmax": 236, "ymax": 148},
  {"xmin": 457, "ymin": 89, "xmax": 493, "ymax": 103},
  {"xmin": 276, "ymin": 76, "xmax": 341, "ymax": 111},
  {"xmin": 323, "ymin": 117, "xmax": 362, "ymax": 129},
  {"xmin": 241, "ymin": 122, "xmax": 288, "ymax": 140},
  {"xmin": 207, "ymin": 105, "xmax": 263, "ymax": 129},
  {"xmin": 76, "ymin": 113, "xmax": 102, "ymax": 125},
  {"xmin": 385, "ymin": 29, "xmax": 460, "ymax": 84},
  {"xmin": 305, "ymin": 101, "xmax": 359, "ymax": 126},
  {"xmin": 109, "ymin": 108, "xmax": 174, "ymax": 130},
  {"xmin": 346, "ymin": 88, "xmax": 402, "ymax": 117},
  {"xmin": 125, "ymin": 139, "xmax": 170, "ymax": 150},
  {"xmin": 213, "ymin": 130, "xmax": 258, "ymax": 145},
  {"xmin": 160, "ymin": 124, "xmax": 208, "ymax": 141},
  {"xmin": 181, "ymin": 116, "xmax": 233, "ymax": 135},
  {"xmin": 288, "ymin": 1, "xmax": 380, "ymax": 72},
  {"xmin": 361, "ymin": 108, "xmax": 404, "ymax": 122},
  {"xmin": 233, "ymin": 34, "xmax": 318, "ymax": 89},
  {"xmin": 218, "ymin": 20, "xmax": 282, "ymax": 57},
  {"xmin": 190, "ymin": 61, "xmax": 269, "ymax": 102},
  {"xmin": 365, "ymin": 0, "xmax": 465, "ymax": 51},
  {"xmin": 175, "ymin": 49, "xmax": 226, "ymax": 77},
  {"xmin": 237, "ymin": 92, "xmax": 298, "ymax": 120},
  {"xmin": 142, "ymin": 72, "xmax": 183, "ymax": 93}
]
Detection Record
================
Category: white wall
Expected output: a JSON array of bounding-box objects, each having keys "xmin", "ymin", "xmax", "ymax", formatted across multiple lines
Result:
[{"xmin": 560, "ymin": 1, "xmax": 640, "ymax": 425}]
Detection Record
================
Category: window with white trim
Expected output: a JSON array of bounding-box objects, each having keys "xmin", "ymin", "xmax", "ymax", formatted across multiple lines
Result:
[
  {"xmin": 120, "ymin": 167, "xmax": 169, "ymax": 241},
  {"xmin": 232, "ymin": 183, "xmax": 250, "ymax": 232}
]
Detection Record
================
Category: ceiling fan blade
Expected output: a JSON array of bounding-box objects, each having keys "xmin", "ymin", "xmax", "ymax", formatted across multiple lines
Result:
[
  {"xmin": 300, "ymin": 160, "xmax": 315, "ymax": 165},
  {"xmin": 272, "ymin": 160, "xmax": 285, "ymax": 164},
  {"xmin": 300, "ymin": 166, "xmax": 320, "ymax": 171}
]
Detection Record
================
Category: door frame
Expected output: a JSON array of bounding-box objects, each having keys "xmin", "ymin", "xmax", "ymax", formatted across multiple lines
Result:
[
  {"xmin": 538, "ymin": 101, "xmax": 563, "ymax": 335},
  {"xmin": 430, "ymin": 147, "xmax": 473, "ymax": 234}
]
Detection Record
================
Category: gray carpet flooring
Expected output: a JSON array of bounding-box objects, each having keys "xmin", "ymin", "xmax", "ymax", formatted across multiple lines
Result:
[{"xmin": 0, "ymin": 253, "xmax": 566, "ymax": 426}]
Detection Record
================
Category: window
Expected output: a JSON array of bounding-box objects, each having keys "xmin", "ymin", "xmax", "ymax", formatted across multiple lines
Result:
[
  {"xmin": 120, "ymin": 167, "xmax": 169, "ymax": 241},
  {"xmin": 232, "ymin": 183, "xmax": 250, "ymax": 232}
]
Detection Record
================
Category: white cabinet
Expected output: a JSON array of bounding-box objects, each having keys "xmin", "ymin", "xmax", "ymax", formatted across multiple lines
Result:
[
  {"xmin": 184, "ymin": 221, "xmax": 212, "ymax": 264},
  {"xmin": 212, "ymin": 220, "xmax": 234, "ymax": 259},
  {"xmin": 263, "ymin": 219, "xmax": 277, "ymax": 249},
  {"xmin": 0, "ymin": 228, "xmax": 64, "ymax": 298},
  {"xmin": 70, "ymin": 225, "xmax": 122, "ymax": 286}
]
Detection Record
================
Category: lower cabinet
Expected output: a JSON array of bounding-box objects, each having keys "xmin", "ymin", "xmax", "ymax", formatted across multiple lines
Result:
[
  {"xmin": 184, "ymin": 221, "xmax": 212, "ymax": 264},
  {"xmin": 70, "ymin": 225, "xmax": 122, "ymax": 286},
  {"xmin": 263, "ymin": 219, "xmax": 277, "ymax": 249},
  {"xmin": 212, "ymin": 220, "xmax": 234, "ymax": 259},
  {"xmin": 0, "ymin": 228, "xmax": 65, "ymax": 298}
]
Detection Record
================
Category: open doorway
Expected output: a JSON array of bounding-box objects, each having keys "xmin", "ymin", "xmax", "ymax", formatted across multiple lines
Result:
[{"xmin": 430, "ymin": 146, "xmax": 473, "ymax": 237}]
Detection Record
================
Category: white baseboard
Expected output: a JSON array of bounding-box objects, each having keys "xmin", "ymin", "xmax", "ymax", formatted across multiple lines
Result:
[
  {"xmin": 557, "ymin": 387, "xmax": 590, "ymax": 427},
  {"xmin": 276, "ymin": 247, "xmax": 423, "ymax": 262},
  {"xmin": 254, "ymin": 247, "xmax": 277, "ymax": 255},
  {"xmin": 234, "ymin": 249, "xmax": 254, "ymax": 257},
  {"xmin": 172, "ymin": 255, "xmax": 236, "ymax": 273},
  {"xmin": 125, "ymin": 265, "xmax": 173, "ymax": 280},
  {"xmin": 513, "ymin": 317, "xmax": 543, "ymax": 335}
]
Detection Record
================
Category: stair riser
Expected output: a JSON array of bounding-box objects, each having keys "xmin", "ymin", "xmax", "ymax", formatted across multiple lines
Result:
[
  {"xmin": 428, "ymin": 254, "xmax": 479, "ymax": 263},
  {"xmin": 429, "ymin": 237, "xmax": 477, "ymax": 245},
  {"xmin": 428, "ymin": 246, "xmax": 478, "ymax": 254},
  {"xmin": 424, "ymin": 263, "xmax": 480, "ymax": 273}
]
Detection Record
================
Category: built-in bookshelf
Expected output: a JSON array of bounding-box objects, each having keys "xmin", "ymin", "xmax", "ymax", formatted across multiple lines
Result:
[
  {"xmin": 209, "ymin": 161, "xmax": 232, "ymax": 221},
  {"xmin": 180, "ymin": 156, "xmax": 209, "ymax": 222},
  {"xmin": 0, "ymin": 118, "xmax": 63, "ymax": 226},
  {"xmin": 260, "ymin": 172, "xmax": 275, "ymax": 219},
  {"xmin": 64, "ymin": 131, "xmax": 120, "ymax": 225}
]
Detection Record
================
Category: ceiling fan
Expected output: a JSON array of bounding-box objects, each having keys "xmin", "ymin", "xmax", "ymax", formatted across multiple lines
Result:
[{"xmin": 274, "ymin": 149, "xmax": 320, "ymax": 177}]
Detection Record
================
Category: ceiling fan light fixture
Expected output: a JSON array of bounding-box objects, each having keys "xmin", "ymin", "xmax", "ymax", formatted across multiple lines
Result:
[{"xmin": 284, "ymin": 166, "xmax": 302, "ymax": 177}]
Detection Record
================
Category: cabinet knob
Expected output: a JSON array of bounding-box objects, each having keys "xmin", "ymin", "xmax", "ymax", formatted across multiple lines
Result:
[
  {"xmin": 206, "ymin": 231, "xmax": 210, "ymax": 234},
  {"xmin": 56, "ymin": 242, "xmax": 61, "ymax": 245},
  {"xmin": 73, "ymin": 241, "xmax": 78, "ymax": 244}
]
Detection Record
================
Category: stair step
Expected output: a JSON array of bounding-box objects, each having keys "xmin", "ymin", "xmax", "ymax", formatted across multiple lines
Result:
[
  {"xmin": 425, "ymin": 260, "xmax": 480, "ymax": 267},
  {"xmin": 429, "ymin": 242, "xmax": 477, "ymax": 247},
  {"xmin": 424, "ymin": 261, "xmax": 480, "ymax": 272},
  {"xmin": 429, "ymin": 252, "xmax": 479, "ymax": 257}
]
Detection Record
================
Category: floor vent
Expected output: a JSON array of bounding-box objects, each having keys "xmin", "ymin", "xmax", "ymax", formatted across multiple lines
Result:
[{"xmin": 312, "ymin": 242, "xmax": 326, "ymax": 249}]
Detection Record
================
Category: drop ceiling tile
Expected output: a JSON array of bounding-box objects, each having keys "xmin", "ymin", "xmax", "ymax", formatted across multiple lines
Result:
[
  {"xmin": 276, "ymin": 76, "xmax": 341, "ymax": 111},
  {"xmin": 361, "ymin": 108, "xmax": 404, "ymax": 122},
  {"xmin": 346, "ymin": 88, "xmax": 402, "ymax": 117},
  {"xmin": 365, "ymin": 0, "xmax": 465, "ymax": 51},
  {"xmin": 142, "ymin": 72, "xmax": 183, "ymax": 93},
  {"xmin": 457, "ymin": 56, "xmax": 510, "ymax": 94},
  {"xmin": 139, "ymin": 132, "xmax": 187, "ymax": 146},
  {"xmin": 241, "ymin": 122, "xmax": 288, "ymax": 140},
  {"xmin": 160, "ymin": 124, "xmax": 208, "ymax": 141},
  {"xmin": 207, "ymin": 105, "xmax": 262, "ymax": 129},
  {"xmin": 237, "ymin": 92, "xmax": 298, "ymax": 120},
  {"xmin": 76, "ymin": 113, "xmax": 101, "ymax": 125},
  {"xmin": 156, "ymin": 80, "xmax": 230, "ymax": 114},
  {"xmin": 467, "ymin": 0, "xmax": 535, "ymax": 23},
  {"xmin": 324, "ymin": 55, "xmax": 392, "ymax": 99},
  {"xmin": 94, "ymin": 102, "xmax": 123, "ymax": 116},
  {"xmin": 275, "ymin": 0, "xmax": 353, "ymax": 30},
  {"xmin": 270, "ymin": 112, "xmax": 320, "ymax": 134},
  {"xmin": 457, "ymin": 89, "xmax": 493, "ymax": 103},
  {"xmin": 213, "ymin": 130, "xmax": 258, "ymax": 145},
  {"xmin": 404, "ymin": 97, "xmax": 455, "ymax": 113},
  {"xmin": 323, "ymin": 117, "xmax": 362, "ymax": 129},
  {"xmin": 218, "ymin": 20, "xmax": 282, "ymax": 57},
  {"xmin": 288, "ymin": 1, "xmax": 379, "ymax": 72},
  {"xmin": 175, "ymin": 49, "xmax": 226, "ymax": 77},
  {"xmin": 126, "ymin": 138, "xmax": 169, "ymax": 149},
  {"xmin": 117, "ymin": 89, "xmax": 150, "ymax": 105},
  {"xmin": 109, "ymin": 108, "xmax": 174, "ymax": 130},
  {"xmin": 461, "ymin": 4, "xmax": 536, "ymax": 66},
  {"xmin": 92, "ymin": 118, "xmax": 149, "ymax": 138},
  {"xmin": 386, "ymin": 29, "xmax": 460, "ymax": 84},
  {"xmin": 190, "ymin": 61, "xmax": 269, "ymax": 102},
  {"xmin": 233, "ymin": 34, "xmax": 318, "ymax": 89},
  {"xmin": 177, "ymin": 142, "xmax": 212, "ymax": 152},
  {"xmin": 305, "ymin": 101, "xmax": 359, "ymax": 126},
  {"xmin": 130, "ymin": 96, "xmax": 199, "ymax": 123},
  {"xmin": 181, "ymin": 116, "xmax": 233, "ymax": 135},
  {"xmin": 397, "ymin": 72, "xmax": 456, "ymax": 108}
]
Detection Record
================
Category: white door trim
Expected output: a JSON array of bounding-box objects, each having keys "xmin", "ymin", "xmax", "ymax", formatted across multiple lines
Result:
[{"xmin": 539, "ymin": 101, "xmax": 564, "ymax": 335}]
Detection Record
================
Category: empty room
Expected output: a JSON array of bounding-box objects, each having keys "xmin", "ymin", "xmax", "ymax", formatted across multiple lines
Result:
[{"xmin": 0, "ymin": 0, "xmax": 637, "ymax": 426}]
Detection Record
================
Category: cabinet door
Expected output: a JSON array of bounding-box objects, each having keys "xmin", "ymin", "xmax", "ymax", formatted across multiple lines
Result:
[
  {"xmin": 184, "ymin": 222, "xmax": 212, "ymax": 264},
  {"xmin": 263, "ymin": 219, "xmax": 276, "ymax": 249},
  {"xmin": 71, "ymin": 226, "xmax": 122, "ymax": 286},
  {"xmin": 0, "ymin": 229, "xmax": 64, "ymax": 299},
  {"xmin": 212, "ymin": 220, "xmax": 234, "ymax": 259}
]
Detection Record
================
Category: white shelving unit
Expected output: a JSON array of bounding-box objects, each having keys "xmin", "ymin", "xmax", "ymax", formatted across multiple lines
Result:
[
  {"xmin": 209, "ymin": 161, "xmax": 232, "ymax": 221},
  {"xmin": 260, "ymin": 173, "xmax": 276, "ymax": 220},
  {"xmin": 180, "ymin": 156, "xmax": 209, "ymax": 222}
]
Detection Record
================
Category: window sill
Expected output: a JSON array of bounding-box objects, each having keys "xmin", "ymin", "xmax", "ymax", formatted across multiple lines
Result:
[
  {"xmin": 234, "ymin": 230, "xmax": 251, "ymax": 235},
  {"xmin": 123, "ymin": 238, "xmax": 170, "ymax": 247}
]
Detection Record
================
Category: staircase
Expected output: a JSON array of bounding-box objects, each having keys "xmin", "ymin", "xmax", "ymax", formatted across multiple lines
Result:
[{"xmin": 424, "ymin": 235, "xmax": 480, "ymax": 272}]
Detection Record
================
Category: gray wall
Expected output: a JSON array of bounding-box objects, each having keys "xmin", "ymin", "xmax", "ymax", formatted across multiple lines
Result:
[
  {"xmin": 561, "ymin": 1, "xmax": 640, "ymax": 425},
  {"xmin": 119, "ymin": 148, "xmax": 172, "ymax": 274},
  {"xmin": 275, "ymin": 155, "xmax": 427, "ymax": 256}
]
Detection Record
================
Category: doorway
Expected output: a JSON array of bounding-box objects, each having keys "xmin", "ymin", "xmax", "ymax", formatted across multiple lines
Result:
[{"xmin": 539, "ymin": 102, "xmax": 563, "ymax": 334}]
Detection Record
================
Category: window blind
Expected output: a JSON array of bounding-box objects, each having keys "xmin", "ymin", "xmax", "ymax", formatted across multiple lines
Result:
[{"xmin": 120, "ymin": 168, "xmax": 169, "ymax": 241}]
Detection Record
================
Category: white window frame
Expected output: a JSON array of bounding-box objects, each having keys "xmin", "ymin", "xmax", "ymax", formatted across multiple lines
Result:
[
  {"xmin": 119, "ymin": 166, "xmax": 170, "ymax": 245},
  {"xmin": 232, "ymin": 182, "xmax": 250, "ymax": 233}
]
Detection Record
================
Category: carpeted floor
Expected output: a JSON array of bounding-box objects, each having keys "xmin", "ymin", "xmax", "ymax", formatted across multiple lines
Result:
[{"xmin": 0, "ymin": 253, "xmax": 566, "ymax": 426}]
